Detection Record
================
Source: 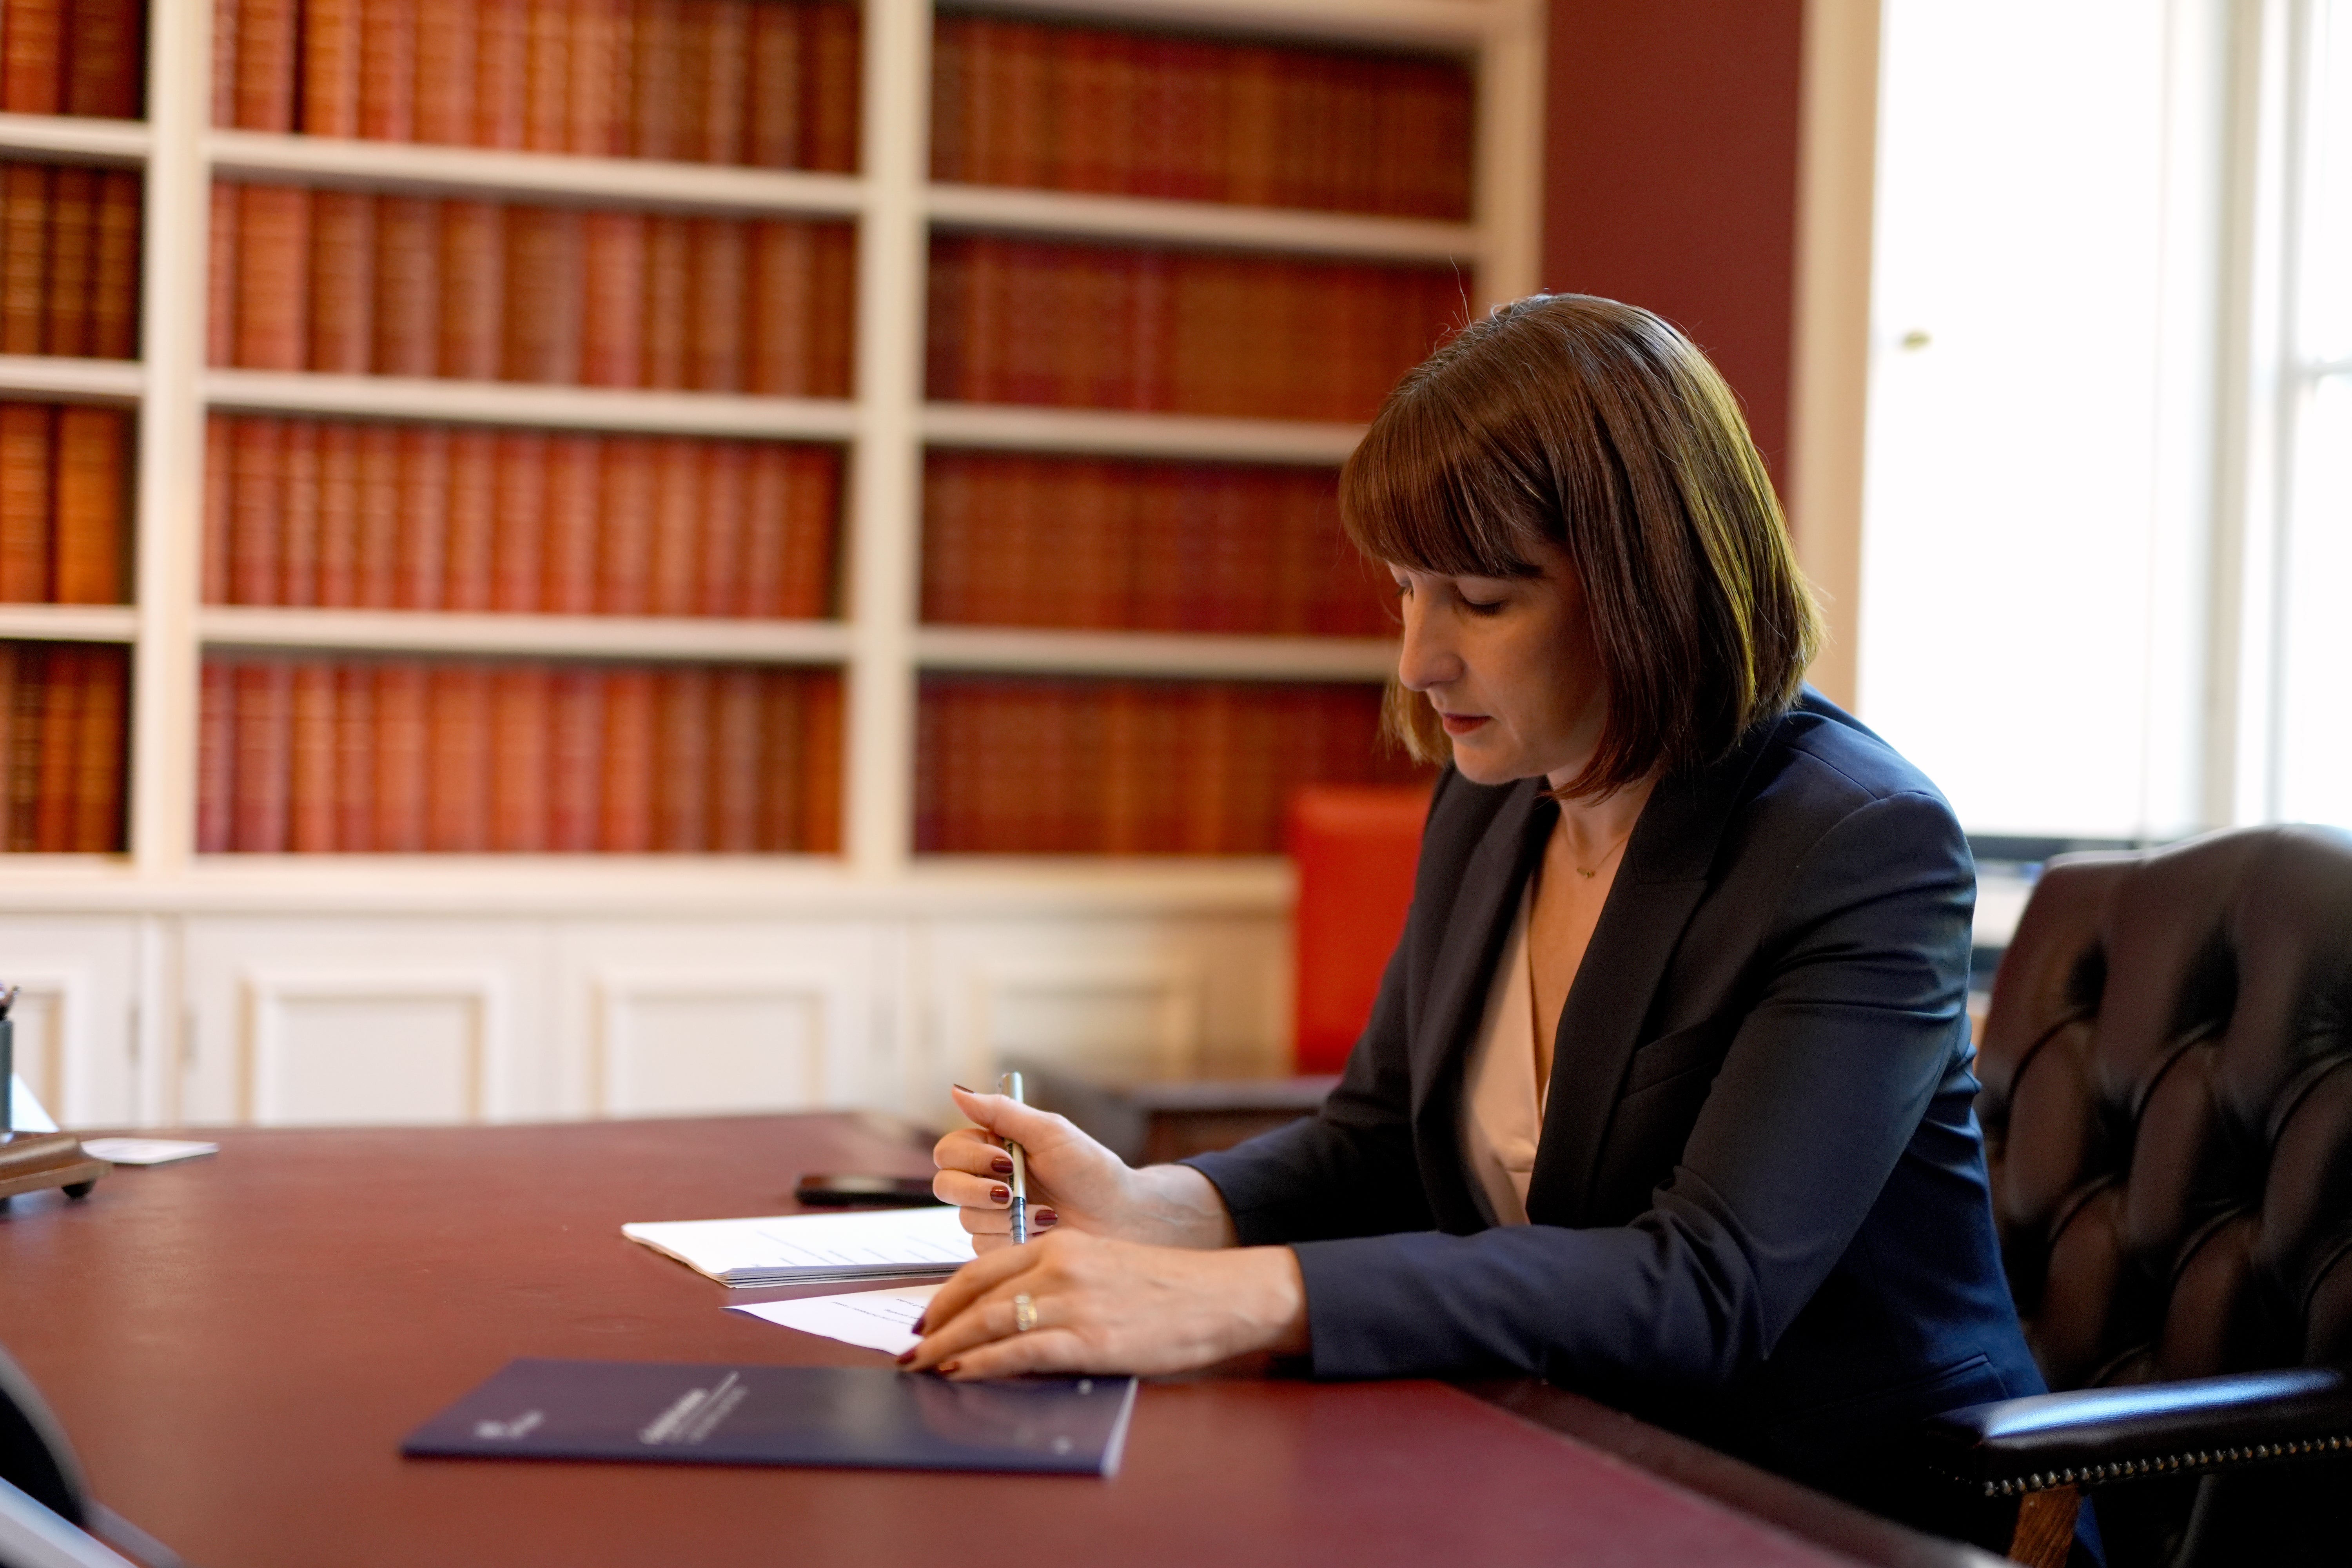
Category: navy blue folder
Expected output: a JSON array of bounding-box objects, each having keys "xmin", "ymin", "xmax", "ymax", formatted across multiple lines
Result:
[{"xmin": 401, "ymin": 1359, "xmax": 1138, "ymax": 1477}]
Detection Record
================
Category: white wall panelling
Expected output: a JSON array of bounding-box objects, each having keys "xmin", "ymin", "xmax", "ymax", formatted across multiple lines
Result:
[{"xmin": 0, "ymin": 918, "xmax": 140, "ymax": 1126}]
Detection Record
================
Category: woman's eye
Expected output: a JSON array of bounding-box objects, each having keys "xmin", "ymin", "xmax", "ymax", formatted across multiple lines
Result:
[{"xmin": 1458, "ymin": 595, "xmax": 1504, "ymax": 615}]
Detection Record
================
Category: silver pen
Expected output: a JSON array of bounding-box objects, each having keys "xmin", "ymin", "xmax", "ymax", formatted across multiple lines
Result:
[{"xmin": 998, "ymin": 1070, "xmax": 1029, "ymax": 1243}]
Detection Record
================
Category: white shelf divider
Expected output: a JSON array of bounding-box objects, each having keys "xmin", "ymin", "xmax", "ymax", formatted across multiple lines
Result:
[
  {"xmin": 921, "ymin": 403, "xmax": 1365, "ymax": 463},
  {"xmin": 915, "ymin": 626, "xmax": 1398, "ymax": 682},
  {"xmin": 925, "ymin": 182, "xmax": 1483, "ymax": 263},
  {"xmin": 0, "ymin": 356, "xmax": 145, "ymax": 403},
  {"xmin": 0, "ymin": 605, "xmax": 140, "ymax": 642},
  {"xmin": 196, "ymin": 608, "xmax": 855, "ymax": 664},
  {"xmin": 201, "ymin": 370, "xmax": 864, "ymax": 439},
  {"xmin": 0, "ymin": 111, "xmax": 149, "ymax": 163}
]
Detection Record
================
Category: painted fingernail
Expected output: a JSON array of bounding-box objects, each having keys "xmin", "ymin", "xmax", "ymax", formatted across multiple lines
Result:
[
  {"xmin": 895, "ymin": 1349, "xmax": 916, "ymax": 1365},
  {"xmin": 989, "ymin": 1184, "xmax": 1009, "ymax": 1204},
  {"xmin": 951, "ymin": 1083, "xmax": 976, "ymax": 1094},
  {"xmin": 939, "ymin": 1361, "xmax": 961, "ymax": 1375},
  {"xmin": 991, "ymin": 1154, "xmax": 1013, "ymax": 1175},
  {"xmin": 1036, "ymin": 1208, "xmax": 1059, "ymax": 1228},
  {"xmin": 910, "ymin": 1315, "xmax": 927, "ymax": 1334}
]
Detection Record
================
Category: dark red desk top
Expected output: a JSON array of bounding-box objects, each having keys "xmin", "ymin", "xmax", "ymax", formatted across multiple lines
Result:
[{"xmin": 0, "ymin": 1115, "xmax": 1970, "ymax": 1568}]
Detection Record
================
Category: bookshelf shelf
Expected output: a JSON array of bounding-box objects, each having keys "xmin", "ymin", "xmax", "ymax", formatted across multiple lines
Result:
[
  {"xmin": 935, "ymin": 0, "xmax": 1513, "ymax": 50},
  {"xmin": 0, "ymin": 356, "xmax": 145, "ymax": 403},
  {"xmin": 913, "ymin": 626, "xmax": 1397, "ymax": 681},
  {"xmin": 919, "ymin": 403, "xmax": 1366, "ymax": 464},
  {"xmin": 204, "ymin": 131, "xmax": 871, "ymax": 219},
  {"xmin": 924, "ymin": 183, "xmax": 1483, "ymax": 264},
  {"xmin": 200, "ymin": 372, "xmax": 864, "ymax": 440},
  {"xmin": 0, "ymin": 605, "xmax": 140, "ymax": 642},
  {"xmin": 0, "ymin": 113, "xmax": 150, "ymax": 165},
  {"xmin": 196, "ymin": 608, "xmax": 854, "ymax": 664}
]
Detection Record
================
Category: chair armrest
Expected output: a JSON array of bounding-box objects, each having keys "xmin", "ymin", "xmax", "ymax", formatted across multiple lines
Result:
[{"xmin": 1920, "ymin": 1366, "xmax": 2352, "ymax": 1499}]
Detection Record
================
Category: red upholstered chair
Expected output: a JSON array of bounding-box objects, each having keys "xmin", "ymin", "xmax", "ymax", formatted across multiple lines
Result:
[
  {"xmin": 1287, "ymin": 784, "xmax": 1429, "ymax": 1073},
  {"xmin": 1921, "ymin": 826, "xmax": 2352, "ymax": 1567}
]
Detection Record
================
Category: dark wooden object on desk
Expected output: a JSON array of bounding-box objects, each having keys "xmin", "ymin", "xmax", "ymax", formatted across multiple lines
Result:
[
  {"xmin": 1012, "ymin": 1060, "xmax": 1340, "ymax": 1164},
  {"xmin": 0, "ymin": 1132, "xmax": 109, "ymax": 1201},
  {"xmin": 0, "ymin": 1114, "xmax": 1998, "ymax": 1568}
]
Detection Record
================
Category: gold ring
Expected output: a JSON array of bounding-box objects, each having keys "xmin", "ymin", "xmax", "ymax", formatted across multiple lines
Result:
[{"xmin": 1012, "ymin": 1293, "xmax": 1038, "ymax": 1333}]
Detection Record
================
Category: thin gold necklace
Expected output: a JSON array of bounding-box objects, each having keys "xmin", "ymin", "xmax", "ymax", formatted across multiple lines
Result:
[{"xmin": 1569, "ymin": 826, "xmax": 1635, "ymax": 879}]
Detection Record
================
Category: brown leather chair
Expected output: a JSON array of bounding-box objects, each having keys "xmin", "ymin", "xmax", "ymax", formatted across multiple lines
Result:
[{"xmin": 1920, "ymin": 825, "xmax": 2352, "ymax": 1566}]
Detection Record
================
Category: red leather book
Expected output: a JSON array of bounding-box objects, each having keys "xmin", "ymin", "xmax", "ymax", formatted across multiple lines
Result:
[
  {"xmin": 332, "ymin": 661, "xmax": 376, "ymax": 849},
  {"xmin": 0, "ymin": 163, "xmax": 52, "ymax": 356},
  {"xmin": 490, "ymin": 429, "xmax": 545, "ymax": 610},
  {"xmin": 308, "ymin": 189, "xmax": 377, "ymax": 373},
  {"xmin": 628, "ymin": 0, "xmax": 684, "ymax": 160},
  {"xmin": 52, "ymin": 405, "xmax": 125, "ymax": 604},
  {"xmin": 41, "ymin": 165, "xmax": 94, "ymax": 356},
  {"xmin": 1095, "ymin": 679, "xmax": 1145, "ymax": 853},
  {"xmin": 359, "ymin": 0, "xmax": 418, "ymax": 140},
  {"xmin": 1226, "ymin": 45, "xmax": 1281, "ymax": 207},
  {"xmin": 372, "ymin": 194, "xmax": 440, "ymax": 375},
  {"xmin": 393, "ymin": 422, "xmax": 449, "ymax": 607},
  {"xmin": 488, "ymin": 661, "xmax": 549, "ymax": 849},
  {"xmin": 30, "ymin": 645, "xmax": 78, "ymax": 848},
  {"xmin": 372, "ymin": 659, "xmax": 430, "ymax": 849},
  {"xmin": 989, "ymin": 20, "xmax": 1049, "ymax": 188},
  {"xmin": 314, "ymin": 419, "xmax": 362, "ymax": 606},
  {"xmin": 276, "ymin": 417, "xmax": 321, "ymax": 604},
  {"xmin": 89, "ymin": 169, "xmax": 137, "ymax": 358},
  {"xmin": 597, "ymin": 665, "xmax": 653, "ymax": 850},
  {"xmin": 300, "ymin": 0, "xmax": 363, "ymax": 135},
  {"xmin": 694, "ymin": 437, "xmax": 746, "ymax": 616},
  {"xmin": 5, "ymin": 641, "xmax": 41, "ymax": 848},
  {"xmin": 196, "ymin": 657, "xmax": 233, "ymax": 851},
  {"xmin": 640, "ymin": 213, "xmax": 689, "ymax": 388},
  {"xmin": 412, "ymin": 0, "xmax": 475, "ymax": 144},
  {"xmin": 227, "ymin": 414, "xmax": 282, "ymax": 604},
  {"xmin": 207, "ymin": 181, "xmax": 239, "ymax": 364},
  {"xmin": 693, "ymin": 0, "xmax": 749, "ymax": 164},
  {"xmin": 3, "ymin": 0, "xmax": 64, "ymax": 112},
  {"xmin": 744, "ymin": 0, "xmax": 799, "ymax": 168},
  {"xmin": 753, "ymin": 664, "xmax": 800, "ymax": 849},
  {"xmin": 809, "ymin": 221, "xmax": 854, "ymax": 397},
  {"xmin": 1130, "ymin": 459, "xmax": 1185, "ymax": 632},
  {"xmin": 437, "ymin": 199, "xmax": 505, "ymax": 379},
  {"xmin": 425, "ymin": 661, "xmax": 491, "ymax": 849},
  {"xmin": 286, "ymin": 659, "xmax": 336, "ymax": 850},
  {"xmin": 0, "ymin": 403, "xmax": 51, "ymax": 603},
  {"xmin": 686, "ymin": 216, "xmax": 745, "ymax": 390},
  {"xmin": 474, "ymin": 0, "xmax": 529, "ymax": 148},
  {"xmin": 501, "ymin": 203, "xmax": 582, "ymax": 382},
  {"xmin": 523, "ymin": 0, "xmax": 569, "ymax": 152},
  {"xmin": 201, "ymin": 414, "xmax": 232, "ymax": 602},
  {"xmin": 211, "ymin": 0, "xmax": 238, "ymax": 126},
  {"xmin": 230, "ymin": 658, "xmax": 292, "ymax": 851},
  {"xmin": 916, "ymin": 449, "xmax": 969, "ymax": 624},
  {"xmin": 595, "ymin": 435, "xmax": 651, "ymax": 612},
  {"xmin": 234, "ymin": 181, "xmax": 312, "ymax": 370},
  {"xmin": 745, "ymin": 218, "xmax": 813, "ymax": 396},
  {"xmin": 927, "ymin": 14, "xmax": 970, "ymax": 182},
  {"xmin": 67, "ymin": 644, "xmax": 124, "ymax": 849},
  {"xmin": 1054, "ymin": 26, "xmax": 1133, "ymax": 196},
  {"xmin": 565, "ymin": 0, "xmax": 627, "ymax": 155},
  {"xmin": 353, "ymin": 421, "xmax": 401, "ymax": 606},
  {"xmin": 580, "ymin": 209, "xmax": 645, "ymax": 386},
  {"xmin": 800, "ymin": 0, "xmax": 857, "ymax": 173},
  {"xmin": 231, "ymin": 0, "xmax": 296, "ymax": 128},
  {"xmin": 442, "ymin": 428, "xmax": 496, "ymax": 610},
  {"xmin": 541, "ymin": 432, "xmax": 598, "ymax": 612},
  {"xmin": 649, "ymin": 663, "xmax": 708, "ymax": 849},
  {"xmin": 646, "ymin": 434, "xmax": 697, "ymax": 615},
  {"xmin": 546, "ymin": 664, "xmax": 600, "ymax": 849},
  {"xmin": 795, "ymin": 666, "xmax": 841, "ymax": 851},
  {"xmin": 63, "ymin": 0, "xmax": 143, "ymax": 117},
  {"xmin": 707, "ymin": 665, "xmax": 759, "ymax": 850},
  {"xmin": 776, "ymin": 443, "xmax": 835, "ymax": 619},
  {"xmin": 738, "ymin": 439, "xmax": 787, "ymax": 618}
]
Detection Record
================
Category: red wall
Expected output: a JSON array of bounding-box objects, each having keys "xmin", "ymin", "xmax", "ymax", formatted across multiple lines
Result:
[{"xmin": 1541, "ymin": 1, "xmax": 1807, "ymax": 479}]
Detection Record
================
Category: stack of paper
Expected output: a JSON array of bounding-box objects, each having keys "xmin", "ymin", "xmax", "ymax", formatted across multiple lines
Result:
[{"xmin": 623, "ymin": 1205, "xmax": 974, "ymax": 1287}]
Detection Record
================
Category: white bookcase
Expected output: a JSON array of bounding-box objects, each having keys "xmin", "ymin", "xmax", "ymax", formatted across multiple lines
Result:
[{"xmin": 0, "ymin": 0, "xmax": 1544, "ymax": 1131}]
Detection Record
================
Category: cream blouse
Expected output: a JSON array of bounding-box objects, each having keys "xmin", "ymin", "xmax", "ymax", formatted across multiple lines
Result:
[{"xmin": 1459, "ymin": 882, "xmax": 1546, "ymax": 1226}]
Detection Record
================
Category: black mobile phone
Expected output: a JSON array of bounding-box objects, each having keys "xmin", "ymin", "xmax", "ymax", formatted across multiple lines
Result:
[{"xmin": 793, "ymin": 1173, "xmax": 941, "ymax": 1208}]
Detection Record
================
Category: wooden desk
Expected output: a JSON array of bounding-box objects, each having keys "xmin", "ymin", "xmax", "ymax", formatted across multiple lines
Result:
[{"xmin": 0, "ymin": 1116, "xmax": 1995, "ymax": 1568}]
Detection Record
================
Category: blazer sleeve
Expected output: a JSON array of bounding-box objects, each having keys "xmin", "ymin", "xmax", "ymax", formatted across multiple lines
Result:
[{"xmin": 1276, "ymin": 786, "xmax": 1975, "ymax": 1385}]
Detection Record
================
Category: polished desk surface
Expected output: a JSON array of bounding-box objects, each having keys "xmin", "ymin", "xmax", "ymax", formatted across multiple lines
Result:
[{"xmin": 0, "ymin": 1116, "xmax": 1994, "ymax": 1568}]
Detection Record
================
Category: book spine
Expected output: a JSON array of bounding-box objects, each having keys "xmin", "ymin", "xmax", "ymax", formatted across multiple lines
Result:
[
  {"xmin": 231, "ymin": 0, "xmax": 296, "ymax": 129},
  {"xmin": 780, "ymin": 441, "xmax": 840, "ymax": 621},
  {"xmin": 206, "ymin": 180, "xmax": 239, "ymax": 365},
  {"xmin": 90, "ymin": 169, "xmax": 139, "ymax": 358},
  {"xmin": 277, "ymin": 416, "xmax": 321, "ymax": 605},
  {"xmin": 0, "ymin": 402, "xmax": 53, "ymax": 603},
  {"xmin": 739, "ymin": 439, "xmax": 787, "ymax": 619},
  {"xmin": 523, "ymin": 0, "xmax": 570, "ymax": 151},
  {"xmin": 546, "ymin": 663, "xmax": 601, "ymax": 849},
  {"xmin": 354, "ymin": 420, "xmax": 401, "ymax": 605},
  {"xmin": 314, "ymin": 418, "xmax": 362, "ymax": 606},
  {"xmin": 501, "ymin": 203, "xmax": 583, "ymax": 382},
  {"xmin": 649, "ymin": 662, "xmax": 707, "ymax": 849},
  {"xmin": 684, "ymin": 216, "xmax": 744, "ymax": 390},
  {"xmin": 412, "ymin": 0, "xmax": 477, "ymax": 144},
  {"xmin": 441, "ymin": 427, "xmax": 496, "ymax": 610},
  {"xmin": 754, "ymin": 662, "xmax": 800, "ymax": 849},
  {"xmin": 211, "ymin": 0, "xmax": 241, "ymax": 125},
  {"xmin": 800, "ymin": 0, "xmax": 857, "ymax": 173},
  {"xmin": 488, "ymin": 661, "xmax": 549, "ymax": 849},
  {"xmin": 1, "ymin": 162, "xmax": 53, "ymax": 356},
  {"xmin": 227, "ymin": 414, "xmax": 281, "ymax": 604},
  {"xmin": 541, "ymin": 431, "xmax": 599, "ymax": 612},
  {"xmin": 234, "ymin": 181, "xmax": 312, "ymax": 370},
  {"xmin": 201, "ymin": 413, "xmax": 232, "ymax": 602},
  {"xmin": 565, "ymin": 0, "xmax": 626, "ymax": 155},
  {"xmin": 579, "ymin": 208, "xmax": 644, "ymax": 386},
  {"xmin": 474, "ymin": 0, "xmax": 530, "ymax": 148},
  {"xmin": 34, "ymin": 645, "xmax": 82, "ymax": 850},
  {"xmin": 928, "ymin": 14, "xmax": 967, "ymax": 183},
  {"xmin": 809, "ymin": 221, "xmax": 855, "ymax": 398},
  {"xmin": 744, "ymin": 0, "xmax": 799, "ymax": 168},
  {"xmin": 287, "ymin": 658, "xmax": 337, "ymax": 850},
  {"xmin": 628, "ymin": 0, "xmax": 684, "ymax": 160},
  {"xmin": 370, "ymin": 194, "xmax": 440, "ymax": 376},
  {"xmin": 8, "ymin": 642, "xmax": 44, "ymax": 848},
  {"xmin": 425, "ymin": 661, "xmax": 491, "ymax": 849},
  {"xmin": 230, "ymin": 658, "xmax": 291, "ymax": 851},
  {"xmin": 196, "ymin": 657, "xmax": 233, "ymax": 851},
  {"xmin": 436, "ymin": 198, "xmax": 504, "ymax": 379},
  {"xmin": 372, "ymin": 659, "xmax": 428, "ymax": 849},
  {"xmin": 595, "ymin": 434, "xmax": 650, "ymax": 612},
  {"xmin": 693, "ymin": 437, "xmax": 744, "ymax": 616},
  {"xmin": 797, "ymin": 667, "xmax": 841, "ymax": 851},
  {"xmin": 51, "ymin": 405, "xmax": 125, "ymax": 604},
  {"xmin": 308, "ymin": 188, "xmax": 378, "ymax": 373},
  {"xmin": 744, "ymin": 218, "xmax": 811, "ymax": 396},
  {"xmin": 639, "ymin": 212, "xmax": 688, "ymax": 388},
  {"xmin": 392, "ymin": 422, "xmax": 448, "ymax": 607},
  {"xmin": 694, "ymin": 0, "xmax": 748, "ymax": 164},
  {"xmin": 490, "ymin": 429, "xmax": 545, "ymax": 610},
  {"xmin": 42, "ymin": 165, "xmax": 95, "ymax": 357},
  {"xmin": 707, "ymin": 664, "xmax": 759, "ymax": 849},
  {"xmin": 646, "ymin": 433, "xmax": 696, "ymax": 615},
  {"xmin": 301, "ymin": 0, "xmax": 365, "ymax": 136},
  {"xmin": 332, "ymin": 661, "xmax": 376, "ymax": 849},
  {"xmin": 597, "ymin": 664, "xmax": 653, "ymax": 849},
  {"xmin": 2, "ymin": 0, "xmax": 64, "ymax": 113},
  {"xmin": 359, "ymin": 0, "xmax": 419, "ymax": 140}
]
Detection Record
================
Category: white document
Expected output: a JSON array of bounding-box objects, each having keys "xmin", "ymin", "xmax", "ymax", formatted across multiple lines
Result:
[
  {"xmin": 79, "ymin": 1138, "xmax": 220, "ymax": 1167},
  {"xmin": 7, "ymin": 1076, "xmax": 55, "ymax": 1134},
  {"xmin": 623, "ymin": 1204, "xmax": 975, "ymax": 1287},
  {"xmin": 729, "ymin": 1283, "xmax": 942, "ymax": 1356}
]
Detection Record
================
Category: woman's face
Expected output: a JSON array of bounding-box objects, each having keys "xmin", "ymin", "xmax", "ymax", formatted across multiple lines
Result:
[{"xmin": 1390, "ymin": 537, "xmax": 1608, "ymax": 789}]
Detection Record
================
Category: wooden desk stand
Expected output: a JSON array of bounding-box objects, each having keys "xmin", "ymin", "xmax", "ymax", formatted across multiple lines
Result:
[{"xmin": 0, "ymin": 1132, "xmax": 108, "ymax": 1201}]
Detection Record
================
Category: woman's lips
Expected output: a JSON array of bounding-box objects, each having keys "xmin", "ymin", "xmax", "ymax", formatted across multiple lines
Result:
[{"xmin": 1438, "ymin": 712, "xmax": 1490, "ymax": 737}]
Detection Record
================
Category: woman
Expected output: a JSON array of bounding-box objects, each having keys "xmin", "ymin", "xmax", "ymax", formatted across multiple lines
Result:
[{"xmin": 907, "ymin": 294, "xmax": 2049, "ymax": 1538}]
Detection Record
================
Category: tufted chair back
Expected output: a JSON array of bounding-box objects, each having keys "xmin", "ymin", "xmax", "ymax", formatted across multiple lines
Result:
[{"xmin": 1975, "ymin": 824, "xmax": 2352, "ymax": 1397}]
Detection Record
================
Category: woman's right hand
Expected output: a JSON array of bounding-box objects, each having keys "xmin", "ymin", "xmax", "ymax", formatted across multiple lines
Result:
[{"xmin": 932, "ymin": 1084, "xmax": 1138, "ymax": 1250}]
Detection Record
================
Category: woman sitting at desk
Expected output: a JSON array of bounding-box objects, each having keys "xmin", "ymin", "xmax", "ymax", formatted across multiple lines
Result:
[{"xmin": 909, "ymin": 294, "xmax": 2049, "ymax": 1537}]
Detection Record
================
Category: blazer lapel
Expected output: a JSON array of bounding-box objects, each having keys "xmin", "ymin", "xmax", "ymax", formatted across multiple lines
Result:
[{"xmin": 1525, "ymin": 714, "xmax": 1789, "ymax": 1226}]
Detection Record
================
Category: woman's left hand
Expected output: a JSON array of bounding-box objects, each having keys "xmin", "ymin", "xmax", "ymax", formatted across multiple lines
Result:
[{"xmin": 899, "ymin": 1229, "xmax": 1309, "ymax": 1380}]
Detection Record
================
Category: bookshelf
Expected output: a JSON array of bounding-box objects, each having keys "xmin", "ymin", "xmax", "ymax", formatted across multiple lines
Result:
[{"xmin": 0, "ymin": 0, "xmax": 1544, "ymax": 1129}]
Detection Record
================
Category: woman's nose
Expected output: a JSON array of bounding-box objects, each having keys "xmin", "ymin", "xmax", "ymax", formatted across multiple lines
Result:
[{"xmin": 1395, "ymin": 600, "xmax": 1459, "ymax": 692}]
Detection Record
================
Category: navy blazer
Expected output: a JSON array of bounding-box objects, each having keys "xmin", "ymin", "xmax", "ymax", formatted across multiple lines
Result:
[{"xmin": 1186, "ymin": 691, "xmax": 2047, "ymax": 1512}]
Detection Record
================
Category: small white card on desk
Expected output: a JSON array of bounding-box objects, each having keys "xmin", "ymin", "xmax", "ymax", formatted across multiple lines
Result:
[
  {"xmin": 730, "ymin": 1284, "xmax": 942, "ymax": 1357},
  {"xmin": 79, "ymin": 1138, "xmax": 220, "ymax": 1166}
]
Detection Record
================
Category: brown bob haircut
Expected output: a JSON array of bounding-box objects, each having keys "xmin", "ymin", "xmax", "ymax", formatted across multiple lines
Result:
[{"xmin": 1339, "ymin": 293, "xmax": 1821, "ymax": 802}]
